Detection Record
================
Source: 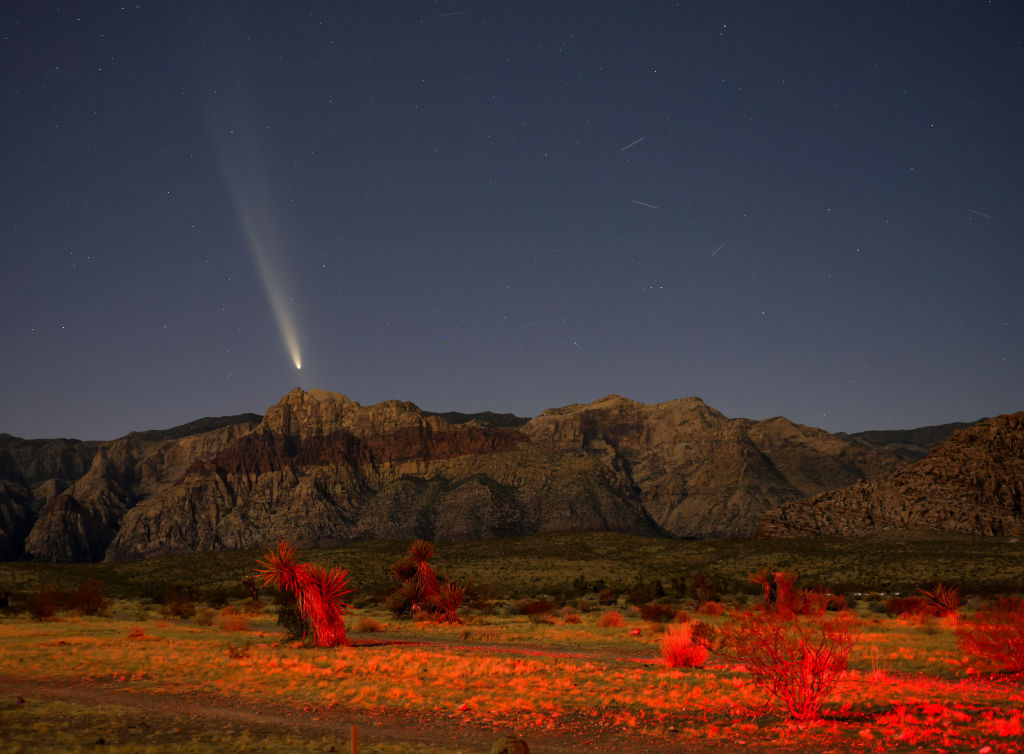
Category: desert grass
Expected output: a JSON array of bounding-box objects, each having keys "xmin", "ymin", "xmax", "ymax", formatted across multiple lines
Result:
[{"xmin": 2, "ymin": 601, "xmax": 1024, "ymax": 752}]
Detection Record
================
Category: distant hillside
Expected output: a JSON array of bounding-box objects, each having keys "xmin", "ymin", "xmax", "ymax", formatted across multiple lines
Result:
[{"xmin": 837, "ymin": 420, "xmax": 980, "ymax": 460}]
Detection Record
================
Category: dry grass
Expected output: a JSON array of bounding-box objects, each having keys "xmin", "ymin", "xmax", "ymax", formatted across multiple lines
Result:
[{"xmin": 2, "ymin": 599, "xmax": 1024, "ymax": 752}]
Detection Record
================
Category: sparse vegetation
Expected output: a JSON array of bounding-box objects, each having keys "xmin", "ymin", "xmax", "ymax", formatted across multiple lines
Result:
[{"xmin": 2, "ymin": 540, "xmax": 1024, "ymax": 753}]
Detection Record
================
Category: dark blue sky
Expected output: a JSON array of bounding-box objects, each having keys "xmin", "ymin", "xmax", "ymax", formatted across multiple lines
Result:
[{"xmin": 2, "ymin": 1, "xmax": 1022, "ymax": 440}]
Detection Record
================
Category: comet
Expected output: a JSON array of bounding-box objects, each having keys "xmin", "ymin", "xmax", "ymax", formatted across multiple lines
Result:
[{"xmin": 212, "ymin": 95, "xmax": 303, "ymax": 372}]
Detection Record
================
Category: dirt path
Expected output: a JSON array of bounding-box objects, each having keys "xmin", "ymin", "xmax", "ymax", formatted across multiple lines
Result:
[{"xmin": 0, "ymin": 674, "xmax": 718, "ymax": 753}]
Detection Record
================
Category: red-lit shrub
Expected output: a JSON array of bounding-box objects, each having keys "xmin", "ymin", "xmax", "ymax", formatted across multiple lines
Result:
[
  {"xmin": 698, "ymin": 600, "xmax": 724, "ymax": 616},
  {"xmin": 752, "ymin": 570, "xmax": 828, "ymax": 616},
  {"xmin": 216, "ymin": 606, "xmax": 251, "ymax": 632},
  {"xmin": 720, "ymin": 609, "xmax": 859, "ymax": 721},
  {"xmin": 597, "ymin": 611, "xmax": 625, "ymax": 628},
  {"xmin": 355, "ymin": 616, "xmax": 385, "ymax": 633},
  {"xmin": 660, "ymin": 623, "xmax": 709, "ymax": 668},
  {"xmin": 885, "ymin": 596, "xmax": 932, "ymax": 619},
  {"xmin": 256, "ymin": 541, "xmax": 353, "ymax": 648},
  {"xmin": 956, "ymin": 597, "xmax": 1024, "ymax": 672},
  {"xmin": 562, "ymin": 612, "xmax": 581, "ymax": 624}
]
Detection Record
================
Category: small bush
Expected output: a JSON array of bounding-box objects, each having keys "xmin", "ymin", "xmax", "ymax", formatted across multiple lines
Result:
[
  {"xmin": 597, "ymin": 589, "xmax": 617, "ymax": 606},
  {"xmin": 690, "ymin": 620, "xmax": 717, "ymax": 650},
  {"xmin": 160, "ymin": 587, "xmax": 197, "ymax": 620},
  {"xmin": 674, "ymin": 610, "xmax": 690, "ymax": 623},
  {"xmin": 597, "ymin": 611, "xmax": 625, "ymax": 628},
  {"xmin": 28, "ymin": 587, "xmax": 59, "ymax": 621},
  {"xmin": 68, "ymin": 579, "xmax": 106, "ymax": 616},
  {"xmin": 562, "ymin": 612, "xmax": 581, "ymax": 624},
  {"xmin": 660, "ymin": 623, "xmax": 709, "ymax": 668},
  {"xmin": 355, "ymin": 616, "xmax": 385, "ymax": 633},
  {"xmin": 576, "ymin": 599, "xmax": 593, "ymax": 613},
  {"xmin": 640, "ymin": 603, "xmax": 676, "ymax": 623},
  {"xmin": 885, "ymin": 596, "xmax": 932, "ymax": 619},
  {"xmin": 698, "ymin": 600, "xmax": 724, "ymax": 616},
  {"xmin": 522, "ymin": 599, "xmax": 556, "ymax": 623},
  {"xmin": 628, "ymin": 581, "xmax": 664, "ymax": 606},
  {"xmin": 956, "ymin": 597, "xmax": 1024, "ymax": 671},
  {"xmin": 216, "ymin": 606, "xmax": 251, "ymax": 632},
  {"xmin": 276, "ymin": 603, "xmax": 311, "ymax": 641},
  {"xmin": 195, "ymin": 608, "xmax": 217, "ymax": 627}
]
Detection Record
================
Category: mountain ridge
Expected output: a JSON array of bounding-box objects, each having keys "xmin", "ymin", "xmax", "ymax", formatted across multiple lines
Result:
[{"xmin": 0, "ymin": 388, "xmax": 1007, "ymax": 562}]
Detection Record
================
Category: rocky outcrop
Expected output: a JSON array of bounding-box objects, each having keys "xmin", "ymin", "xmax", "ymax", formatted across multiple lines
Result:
[
  {"xmin": 757, "ymin": 413, "xmax": 1024, "ymax": 537},
  {"xmin": 522, "ymin": 395, "xmax": 904, "ymax": 537},
  {"xmin": 23, "ymin": 417, "xmax": 260, "ymax": 562},
  {"xmin": 107, "ymin": 389, "xmax": 655, "ymax": 560}
]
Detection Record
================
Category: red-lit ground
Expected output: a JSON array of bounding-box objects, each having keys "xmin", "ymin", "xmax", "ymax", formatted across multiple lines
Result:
[{"xmin": 2, "ymin": 605, "xmax": 1024, "ymax": 752}]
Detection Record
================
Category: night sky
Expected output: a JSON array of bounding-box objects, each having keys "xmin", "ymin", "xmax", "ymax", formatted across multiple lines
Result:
[{"xmin": 2, "ymin": 2, "xmax": 1022, "ymax": 441}]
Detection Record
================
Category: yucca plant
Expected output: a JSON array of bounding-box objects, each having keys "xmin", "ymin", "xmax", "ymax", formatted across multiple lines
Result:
[
  {"xmin": 385, "ymin": 539, "xmax": 462, "ymax": 623},
  {"xmin": 255, "ymin": 541, "xmax": 354, "ymax": 647},
  {"xmin": 431, "ymin": 582, "xmax": 465, "ymax": 624}
]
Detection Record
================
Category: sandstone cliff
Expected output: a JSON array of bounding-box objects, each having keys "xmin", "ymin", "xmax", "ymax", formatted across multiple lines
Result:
[
  {"xmin": 757, "ymin": 412, "xmax": 1024, "ymax": 537},
  {"xmin": 106, "ymin": 389, "xmax": 655, "ymax": 560},
  {"xmin": 522, "ymin": 395, "xmax": 904, "ymax": 537}
]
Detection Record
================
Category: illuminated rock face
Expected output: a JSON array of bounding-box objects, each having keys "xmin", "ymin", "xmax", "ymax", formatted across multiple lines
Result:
[
  {"xmin": 758, "ymin": 412, "xmax": 1024, "ymax": 537},
  {"xmin": 5, "ymin": 388, "xmax": 918, "ymax": 562},
  {"xmin": 522, "ymin": 394, "xmax": 905, "ymax": 538}
]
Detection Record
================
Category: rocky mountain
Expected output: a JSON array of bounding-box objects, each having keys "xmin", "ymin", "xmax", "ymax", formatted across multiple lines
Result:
[
  {"xmin": 523, "ymin": 395, "xmax": 905, "ymax": 538},
  {"xmin": 0, "ymin": 434, "xmax": 102, "ymax": 559},
  {"xmin": 757, "ymin": 412, "xmax": 1024, "ymax": 537},
  {"xmin": 16, "ymin": 415, "xmax": 261, "ymax": 561},
  {"xmin": 3, "ymin": 389, "xmax": 926, "ymax": 561},
  {"xmin": 105, "ymin": 389, "xmax": 655, "ymax": 560}
]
